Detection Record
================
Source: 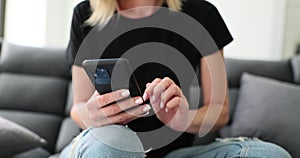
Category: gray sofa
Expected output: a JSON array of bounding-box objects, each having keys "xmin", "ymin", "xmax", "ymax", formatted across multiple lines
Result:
[
  {"xmin": 0, "ymin": 42, "xmax": 80, "ymax": 158},
  {"xmin": 0, "ymin": 41, "xmax": 299, "ymax": 157}
]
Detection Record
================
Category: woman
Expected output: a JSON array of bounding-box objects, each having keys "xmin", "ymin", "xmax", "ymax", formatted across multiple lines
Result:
[{"xmin": 61, "ymin": 0, "xmax": 291, "ymax": 157}]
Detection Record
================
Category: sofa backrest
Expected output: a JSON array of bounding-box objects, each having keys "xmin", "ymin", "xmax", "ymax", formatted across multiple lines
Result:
[
  {"xmin": 224, "ymin": 58, "xmax": 294, "ymax": 123},
  {"xmin": 2, "ymin": 40, "xmax": 300, "ymax": 154},
  {"xmin": 0, "ymin": 41, "xmax": 75, "ymax": 153},
  {"xmin": 190, "ymin": 58, "xmax": 295, "ymax": 120},
  {"xmin": 190, "ymin": 56, "xmax": 300, "ymax": 145}
]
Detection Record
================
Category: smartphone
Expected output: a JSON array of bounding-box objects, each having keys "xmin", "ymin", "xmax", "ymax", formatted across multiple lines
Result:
[{"xmin": 82, "ymin": 58, "xmax": 144, "ymax": 98}]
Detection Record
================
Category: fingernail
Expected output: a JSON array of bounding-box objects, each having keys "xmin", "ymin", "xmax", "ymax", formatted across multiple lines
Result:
[
  {"xmin": 143, "ymin": 105, "xmax": 151, "ymax": 112},
  {"xmin": 160, "ymin": 102, "xmax": 164, "ymax": 109},
  {"xmin": 165, "ymin": 108, "xmax": 168, "ymax": 113},
  {"xmin": 143, "ymin": 111, "xmax": 150, "ymax": 116},
  {"xmin": 142, "ymin": 93, "xmax": 148, "ymax": 100},
  {"xmin": 121, "ymin": 90, "xmax": 130, "ymax": 97},
  {"xmin": 152, "ymin": 96, "xmax": 156, "ymax": 102},
  {"xmin": 135, "ymin": 98, "xmax": 143, "ymax": 104}
]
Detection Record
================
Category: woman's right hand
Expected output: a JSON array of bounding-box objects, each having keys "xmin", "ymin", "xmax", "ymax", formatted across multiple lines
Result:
[{"xmin": 75, "ymin": 89, "xmax": 151, "ymax": 128}]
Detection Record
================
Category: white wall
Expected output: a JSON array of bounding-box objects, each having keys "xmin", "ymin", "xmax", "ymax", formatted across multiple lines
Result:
[
  {"xmin": 4, "ymin": 0, "xmax": 47, "ymax": 47},
  {"xmin": 4, "ymin": 0, "xmax": 83, "ymax": 48},
  {"xmin": 45, "ymin": 0, "xmax": 84, "ymax": 48},
  {"xmin": 207, "ymin": 0, "xmax": 287, "ymax": 60}
]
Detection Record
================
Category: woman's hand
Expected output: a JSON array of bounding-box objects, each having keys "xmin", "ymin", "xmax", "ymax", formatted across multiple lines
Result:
[
  {"xmin": 143, "ymin": 77, "xmax": 190, "ymax": 132},
  {"xmin": 75, "ymin": 89, "xmax": 151, "ymax": 128}
]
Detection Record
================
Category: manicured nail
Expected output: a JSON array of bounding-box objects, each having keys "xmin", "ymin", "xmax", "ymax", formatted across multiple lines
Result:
[
  {"xmin": 143, "ymin": 111, "xmax": 150, "ymax": 116},
  {"xmin": 165, "ymin": 108, "xmax": 168, "ymax": 113},
  {"xmin": 160, "ymin": 102, "xmax": 164, "ymax": 109},
  {"xmin": 121, "ymin": 90, "xmax": 130, "ymax": 97},
  {"xmin": 152, "ymin": 96, "xmax": 156, "ymax": 102},
  {"xmin": 143, "ymin": 105, "xmax": 151, "ymax": 112},
  {"xmin": 135, "ymin": 98, "xmax": 143, "ymax": 104},
  {"xmin": 142, "ymin": 93, "xmax": 148, "ymax": 100}
]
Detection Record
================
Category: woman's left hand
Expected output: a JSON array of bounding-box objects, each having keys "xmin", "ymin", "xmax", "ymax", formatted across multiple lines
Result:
[{"xmin": 142, "ymin": 77, "xmax": 190, "ymax": 132}]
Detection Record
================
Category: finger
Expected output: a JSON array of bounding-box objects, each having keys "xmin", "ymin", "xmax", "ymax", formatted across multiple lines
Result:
[
  {"xmin": 118, "ymin": 104, "xmax": 152, "ymax": 124},
  {"xmin": 96, "ymin": 89, "xmax": 130, "ymax": 107},
  {"xmin": 86, "ymin": 93, "xmax": 101, "ymax": 111},
  {"xmin": 152, "ymin": 84, "xmax": 166, "ymax": 105},
  {"xmin": 119, "ymin": 110, "xmax": 150, "ymax": 125},
  {"xmin": 151, "ymin": 99, "xmax": 163, "ymax": 115},
  {"xmin": 165, "ymin": 96, "xmax": 181, "ymax": 110},
  {"xmin": 95, "ymin": 91, "xmax": 100, "ymax": 96},
  {"xmin": 161, "ymin": 84, "xmax": 181, "ymax": 109},
  {"xmin": 107, "ymin": 104, "xmax": 152, "ymax": 124},
  {"xmin": 125, "ymin": 104, "xmax": 151, "ymax": 117},
  {"xmin": 143, "ymin": 78, "xmax": 161, "ymax": 101},
  {"xmin": 100, "ymin": 96, "xmax": 141, "ymax": 117},
  {"xmin": 153, "ymin": 77, "xmax": 174, "ymax": 107}
]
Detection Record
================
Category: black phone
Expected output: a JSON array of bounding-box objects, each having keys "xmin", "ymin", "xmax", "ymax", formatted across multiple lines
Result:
[{"xmin": 82, "ymin": 58, "xmax": 144, "ymax": 98}]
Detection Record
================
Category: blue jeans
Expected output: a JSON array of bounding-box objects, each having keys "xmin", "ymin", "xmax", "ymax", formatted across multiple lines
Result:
[{"xmin": 60, "ymin": 125, "xmax": 291, "ymax": 158}]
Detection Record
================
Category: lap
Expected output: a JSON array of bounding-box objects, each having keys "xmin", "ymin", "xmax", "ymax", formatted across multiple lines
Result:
[
  {"xmin": 60, "ymin": 125, "xmax": 145, "ymax": 158},
  {"xmin": 165, "ymin": 137, "xmax": 292, "ymax": 158},
  {"xmin": 60, "ymin": 127, "xmax": 291, "ymax": 158}
]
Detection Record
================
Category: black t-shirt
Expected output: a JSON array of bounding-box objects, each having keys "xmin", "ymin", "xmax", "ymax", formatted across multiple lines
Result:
[{"xmin": 67, "ymin": 0, "xmax": 233, "ymax": 157}]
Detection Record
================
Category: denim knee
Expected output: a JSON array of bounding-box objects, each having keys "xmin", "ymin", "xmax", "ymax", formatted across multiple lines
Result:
[
  {"xmin": 67, "ymin": 125, "xmax": 145, "ymax": 158},
  {"xmin": 245, "ymin": 141, "xmax": 292, "ymax": 158},
  {"xmin": 165, "ymin": 138, "xmax": 292, "ymax": 158}
]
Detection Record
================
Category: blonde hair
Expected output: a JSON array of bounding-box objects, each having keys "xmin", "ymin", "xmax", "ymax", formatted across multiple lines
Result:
[{"xmin": 86, "ymin": 0, "xmax": 183, "ymax": 26}]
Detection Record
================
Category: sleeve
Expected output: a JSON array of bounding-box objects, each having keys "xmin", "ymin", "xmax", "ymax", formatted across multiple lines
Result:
[
  {"xmin": 203, "ymin": 3, "xmax": 233, "ymax": 50},
  {"xmin": 66, "ymin": 4, "xmax": 88, "ymax": 66}
]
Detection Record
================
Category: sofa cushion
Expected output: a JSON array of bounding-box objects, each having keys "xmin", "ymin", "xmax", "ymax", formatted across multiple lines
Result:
[
  {"xmin": 49, "ymin": 153, "xmax": 60, "ymax": 158},
  {"xmin": 55, "ymin": 118, "xmax": 80, "ymax": 152},
  {"xmin": 0, "ymin": 117, "xmax": 47, "ymax": 157},
  {"xmin": 0, "ymin": 110, "xmax": 62, "ymax": 153},
  {"xmin": 0, "ymin": 73, "xmax": 68, "ymax": 115},
  {"xmin": 230, "ymin": 73, "xmax": 300, "ymax": 158},
  {"xmin": 12, "ymin": 147, "xmax": 50, "ymax": 158}
]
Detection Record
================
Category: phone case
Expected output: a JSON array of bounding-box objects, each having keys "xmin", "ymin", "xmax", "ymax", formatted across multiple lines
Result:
[{"xmin": 82, "ymin": 58, "xmax": 143, "ymax": 97}]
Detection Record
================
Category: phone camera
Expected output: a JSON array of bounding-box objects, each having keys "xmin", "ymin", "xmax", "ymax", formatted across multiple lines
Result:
[{"xmin": 95, "ymin": 67, "xmax": 111, "ymax": 85}]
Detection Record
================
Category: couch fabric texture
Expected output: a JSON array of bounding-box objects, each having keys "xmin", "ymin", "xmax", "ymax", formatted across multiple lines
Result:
[
  {"xmin": 230, "ymin": 73, "xmax": 300, "ymax": 158},
  {"xmin": 0, "ymin": 116, "xmax": 47, "ymax": 157},
  {"xmin": 0, "ymin": 42, "xmax": 80, "ymax": 158}
]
